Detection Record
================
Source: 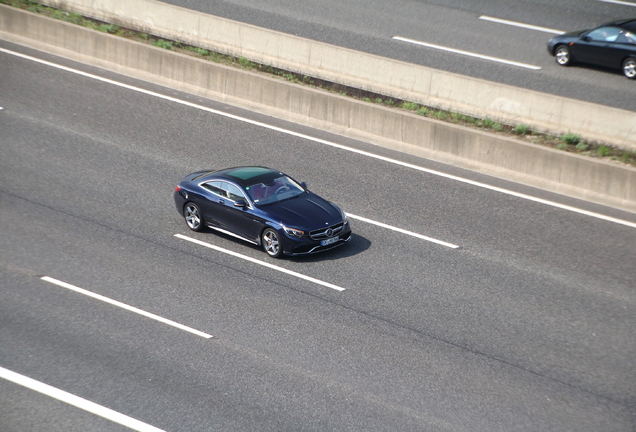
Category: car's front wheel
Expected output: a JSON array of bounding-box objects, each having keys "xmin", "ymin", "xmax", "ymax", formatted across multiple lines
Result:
[
  {"xmin": 262, "ymin": 228, "xmax": 282, "ymax": 258},
  {"xmin": 555, "ymin": 45, "xmax": 572, "ymax": 66},
  {"xmin": 622, "ymin": 57, "xmax": 636, "ymax": 79},
  {"xmin": 184, "ymin": 202, "xmax": 204, "ymax": 231}
]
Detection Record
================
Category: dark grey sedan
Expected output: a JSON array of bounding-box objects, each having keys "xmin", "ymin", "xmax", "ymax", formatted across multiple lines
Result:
[{"xmin": 547, "ymin": 18, "xmax": 636, "ymax": 79}]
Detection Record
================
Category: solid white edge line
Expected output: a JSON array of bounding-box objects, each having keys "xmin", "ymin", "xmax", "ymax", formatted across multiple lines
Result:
[
  {"xmin": 2, "ymin": 47, "xmax": 634, "ymax": 229},
  {"xmin": 392, "ymin": 36, "xmax": 542, "ymax": 70},
  {"xmin": 479, "ymin": 16, "xmax": 564, "ymax": 34},
  {"xmin": 174, "ymin": 234, "xmax": 346, "ymax": 292},
  {"xmin": 40, "ymin": 277, "xmax": 213, "ymax": 339},
  {"xmin": 597, "ymin": 0, "xmax": 636, "ymax": 6},
  {"xmin": 347, "ymin": 214, "xmax": 459, "ymax": 249},
  {"xmin": 0, "ymin": 366, "xmax": 166, "ymax": 432}
]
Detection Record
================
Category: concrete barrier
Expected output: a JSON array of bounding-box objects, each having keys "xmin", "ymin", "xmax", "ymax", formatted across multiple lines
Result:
[
  {"xmin": 0, "ymin": 5, "xmax": 634, "ymax": 212},
  {"xmin": 37, "ymin": 0, "xmax": 636, "ymax": 151}
]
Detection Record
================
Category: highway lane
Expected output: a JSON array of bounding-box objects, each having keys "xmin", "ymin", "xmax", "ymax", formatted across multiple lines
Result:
[
  {"xmin": 1, "ymin": 41, "xmax": 635, "ymax": 430},
  {"xmin": 162, "ymin": 0, "xmax": 636, "ymax": 111}
]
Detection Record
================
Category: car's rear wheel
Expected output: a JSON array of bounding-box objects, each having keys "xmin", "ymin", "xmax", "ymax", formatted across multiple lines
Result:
[
  {"xmin": 262, "ymin": 228, "xmax": 282, "ymax": 258},
  {"xmin": 184, "ymin": 202, "xmax": 204, "ymax": 231},
  {"xmin": 555, "ymin": 45, "xmax": 572, "ymax": 66},
  {"xmin": 622, "ymin": 57, "xmax": 636, "ymax": 79}
]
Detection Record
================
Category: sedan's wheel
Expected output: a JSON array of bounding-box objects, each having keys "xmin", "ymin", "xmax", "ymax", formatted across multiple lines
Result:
[
  {"xmin": 184, "ymin": 202, "xmax": 204, "ymax": 231},
  {"xmin": 262, "ymin": 228, "xmax": 282, "ymax": 258},
  {"xmin": 555, "ymin": 45, "xmax": 571, "ymax": 66},
  {"xmin": 623, "ymin": 57, "xmax": 636, "ymax": 79}
]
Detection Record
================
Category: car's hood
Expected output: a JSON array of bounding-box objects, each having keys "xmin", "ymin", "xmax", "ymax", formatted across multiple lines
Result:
[
  {"xmin": 263, "ymin": 192, "xmax": 343, "ymax": 228},
  {"xmin": 565, "ymin": 29, "xmax": 588, "ymax": 37},
  {"xmin": 549, "ymin": 29, "xmax": 587, "ymax": 44},
  {"xmin": 558, "ymin": 29, "xmax": 588, "ymax": 40}
]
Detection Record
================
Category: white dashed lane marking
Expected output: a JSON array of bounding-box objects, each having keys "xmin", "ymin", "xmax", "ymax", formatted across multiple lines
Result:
[
  {"xmin": 392, "ymin": 36, "xmax": 542, "ymax": 70},
  {"xmin": 478, "ymin": 16, "xmax": 563, "ymax": 34},
  {"xmin": 0, "ymin": 366, "xmax": 167, "ymax": 432},
  {"xmin": 174, "ymin": 234, "xmax": 347, "ymax": 292},
  {"xmin": 41, "ymin": 276, "xmax": 213, "ymax": 338}
]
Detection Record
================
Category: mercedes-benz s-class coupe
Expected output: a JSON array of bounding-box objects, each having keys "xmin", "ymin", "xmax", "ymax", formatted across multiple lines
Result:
[{"xmin": 174, "ymin": 166, "xmax": 351, "ymax": 258}]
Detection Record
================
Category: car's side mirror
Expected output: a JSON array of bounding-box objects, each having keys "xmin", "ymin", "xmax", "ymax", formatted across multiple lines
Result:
[
  {"xmin": 582, "ymin": 36, "xmax": 591, "ymax": 42},
  {"xmin": 301, "ymin": 181, "xmax": 307, "ymax": 189},
  {"xmin": 234, "ymin": 200, "xmax": 248, "ymax": 209}
]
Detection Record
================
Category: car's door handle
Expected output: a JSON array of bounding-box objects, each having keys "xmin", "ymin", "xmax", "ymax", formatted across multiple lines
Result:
[{"xmin": 218, "ymin": 199, "xmax": 224, "ymax": 204}]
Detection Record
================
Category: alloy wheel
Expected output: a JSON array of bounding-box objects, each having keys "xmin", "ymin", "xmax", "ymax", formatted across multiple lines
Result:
[
  {"xmin": 185, "ymin": 203, "xmax": 201, "ymax": 231},
  {"xmin": 555, "ymin": 46, "xmax": 570, "ymax": 66},
  {"xmin": 262, "ymin": 229, "xmax": 281, "ymax": 257},
  {"xmin": 623, "ymin": 58, "xmax": 636, "ymax": 79}
]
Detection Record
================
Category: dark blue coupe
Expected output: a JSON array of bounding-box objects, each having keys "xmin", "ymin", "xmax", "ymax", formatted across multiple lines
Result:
[{"xmin": 174, "ymin": 167, "xmax": 351, "ymax": 257}]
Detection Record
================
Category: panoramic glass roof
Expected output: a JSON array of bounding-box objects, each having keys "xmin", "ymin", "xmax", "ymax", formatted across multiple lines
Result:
[{"xmin": 226, "ymin": 167, "xmax": 276, "ymax": 180}]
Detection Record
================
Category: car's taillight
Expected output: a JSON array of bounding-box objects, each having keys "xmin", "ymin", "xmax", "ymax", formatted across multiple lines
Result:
[{"xmin": 175, "ymin": 185, "xmax": 181, "ymax": 192}]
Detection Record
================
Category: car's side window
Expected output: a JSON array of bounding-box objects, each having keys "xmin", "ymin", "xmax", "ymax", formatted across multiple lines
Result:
[
  {"xmin": 222, "ymin": 182, "xmax": 247, "ymax": 202},
  {"xmin": 617, "ymin": 31, "xmax": 636, "ymax": 44},
  {"xmin": 202, "ymin": 181, "xmax": 226, "ymax": 198},
  {"xmin": 587, "ymin": 26, "xmax": 621, "ymax": 42}
]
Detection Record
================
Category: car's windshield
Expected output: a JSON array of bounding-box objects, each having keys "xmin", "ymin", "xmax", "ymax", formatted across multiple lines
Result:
[{"xmin": 245, "ymin": 175, "xmax": 305, "ymax": 205}]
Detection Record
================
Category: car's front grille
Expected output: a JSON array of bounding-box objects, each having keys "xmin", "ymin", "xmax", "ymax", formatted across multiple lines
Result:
[{"xmin": 309, "ymin": 222, "xmax": 344, "ymax": 240}]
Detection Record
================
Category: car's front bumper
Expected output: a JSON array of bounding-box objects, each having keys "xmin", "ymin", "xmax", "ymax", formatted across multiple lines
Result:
[{"xmin": 283, "ymin": 224, "xmax": 353, "ymax": 256}]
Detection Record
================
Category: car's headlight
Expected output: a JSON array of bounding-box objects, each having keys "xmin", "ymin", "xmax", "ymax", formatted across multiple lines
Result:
[
  {"xmin": 283, "ymin": 226, "xmax": 305, "ymax": 237},
  {"xmin": 338, "ymin": 207, "xmax": 348, "ymax": 224}
]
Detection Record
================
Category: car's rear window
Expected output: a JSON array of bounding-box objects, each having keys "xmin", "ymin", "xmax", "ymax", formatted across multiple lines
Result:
[{"xmin": 624, "ymin": 21, "xmax": 636, "ymax": 32}]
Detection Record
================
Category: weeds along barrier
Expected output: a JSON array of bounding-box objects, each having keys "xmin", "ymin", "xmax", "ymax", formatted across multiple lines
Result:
[{"xmin": 37, "ymin": 0, "xmax": 636, "ymax": 151}]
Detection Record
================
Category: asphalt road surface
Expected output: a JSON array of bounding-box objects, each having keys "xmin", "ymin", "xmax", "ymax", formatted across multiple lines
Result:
[
  {"xmin": 161, "ymin": 0, "xmax": 636, "ymax": 111},
  {"xmin": 1, "ymin": 40, "xmax": 635, "ymax": 431}
]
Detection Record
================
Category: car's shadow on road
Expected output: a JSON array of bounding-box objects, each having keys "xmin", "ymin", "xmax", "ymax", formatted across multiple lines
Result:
[{"xmin": 569, "ymin": 63, "xmax": 627, "ymax": 78}]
